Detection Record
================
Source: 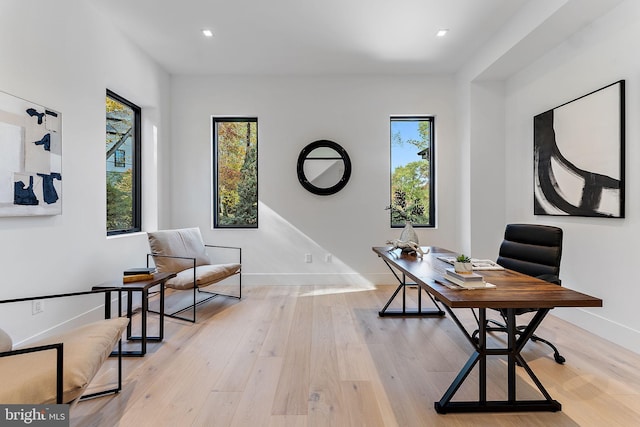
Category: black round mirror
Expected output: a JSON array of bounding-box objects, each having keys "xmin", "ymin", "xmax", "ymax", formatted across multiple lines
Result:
[{"xmin": 297, "ymin": 140, "xmax": 351, "ymax": 196}]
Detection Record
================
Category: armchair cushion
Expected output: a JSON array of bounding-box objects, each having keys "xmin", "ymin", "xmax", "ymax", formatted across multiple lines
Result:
[
  {"xmin": 0, "ymin": 317, "xmax": 128, "ymax": 404},
  {"xmin": 148, "ymin": 228, "xmax": 211, "ymax": 273},
  {"xmin": 0, "ymin": 327, "xmax": 11, "ymax": 352},
  {"xmin": 167, "ymin": 263, "xmax": 242, "ymax": 290}
]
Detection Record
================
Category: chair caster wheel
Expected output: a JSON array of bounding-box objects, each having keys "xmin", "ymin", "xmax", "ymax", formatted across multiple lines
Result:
[{"xmin": 554, "ymin": 354, "xmax": 566, "ymax": 364}]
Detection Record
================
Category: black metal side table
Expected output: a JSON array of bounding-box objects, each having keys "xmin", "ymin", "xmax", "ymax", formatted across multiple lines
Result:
[{"xmin": 93, "ymin": 272, "xmax": 176, "ymax": 356}]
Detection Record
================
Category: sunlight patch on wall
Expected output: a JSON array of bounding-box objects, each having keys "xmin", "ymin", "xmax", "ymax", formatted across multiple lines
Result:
[{"xmin": 253, "ymin": 202, "xmax": 376, "ymax": 289}]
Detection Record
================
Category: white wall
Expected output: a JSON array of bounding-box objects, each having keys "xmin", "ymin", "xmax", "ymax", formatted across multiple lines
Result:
[
  {"xmin": 502, "ymin": 0, "xmax": 640, "ymax": 352},
  {"xmin": 170, "ymin": 75, "xmax": 461, "ymax": 285},
  {"xmin": 3, "ymin": 0, "xmax": 637, "ymax": 356},
  {"xmin": 0, "ymin": 0, "xmax": 171, "ymax": 343},
  {"xmin": 469, "ymin": 81, "xmax": 507, "ymax": 259}
]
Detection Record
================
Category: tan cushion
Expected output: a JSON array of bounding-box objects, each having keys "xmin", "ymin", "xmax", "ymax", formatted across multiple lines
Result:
[
  {"xmin": 166, "ymin": 263, "xmax": 241, "ymax": 290},
  {"xmin": 147, "ymin": 228, "xmax": 211, "ymax": 273},
  {"xmin": 0, "ymin": 317, "xmax": 129, "ymax": 404},
  {"xmin": 0, "ymin": 327, "xmax": 12, "ymax": 352}
]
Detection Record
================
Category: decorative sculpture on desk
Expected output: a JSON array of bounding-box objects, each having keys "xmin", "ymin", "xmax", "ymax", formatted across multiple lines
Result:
[{"xmin": 386, "ymin": 222, "xmax": 427, "ymax": 257}]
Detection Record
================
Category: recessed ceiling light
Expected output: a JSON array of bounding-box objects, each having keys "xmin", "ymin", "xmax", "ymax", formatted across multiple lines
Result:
[
  {"xmin": 202, "ymin": 29, "xmax": 214, "ymax": 38},
  {"xmin": 436, "ymin": 29, "xmax": 449, "ymax": 37}
]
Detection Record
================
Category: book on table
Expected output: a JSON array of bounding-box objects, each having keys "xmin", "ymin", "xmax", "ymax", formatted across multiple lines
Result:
[
  {"xmin": 445, "ymin": 268, "xmax": 483, "ymax": 281},
  {"xmin": 444, "ymin": 268, "xmax": 489, "ymax": 289},
  {"xmin": 123, "ymin": 267, "xmax": 156, "ymax": 276},
  {"xmin": 123, "ymin": 273, "xmax": 155, "ymax": 283},
  {"xmin": 123, "ymin": 267, "xmax": 156, "ymax": 283},
  {"xmin": 437, "ymin": 257, "xmax": 504, "ymax": 270}
]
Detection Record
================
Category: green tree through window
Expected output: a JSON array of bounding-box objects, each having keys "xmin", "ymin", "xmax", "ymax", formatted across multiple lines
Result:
[
  {"xmin": 106, "ymin": 91, "xmax": 141, "ymax": 235},
  {"xmin": 213, "ymin": 117, "xmax": 258, "ymax": 228},
  {"xmin": 389, "ymin": 117, "xmax": 435, "ymax": 227}
]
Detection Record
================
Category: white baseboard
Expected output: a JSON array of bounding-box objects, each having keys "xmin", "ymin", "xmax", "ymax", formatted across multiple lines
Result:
[
  {"xmin": 15, "ymin": 293, "xmax": 128, "ymax": 347},
  {"xmin": 241, "ymin": 273, "xmax": 396, "ymax": 286},
  {"xmin": 554, "ymin": 307, "xmax": 640, "ymax": 355},
  {"xmin": 16, "ymin": 305, "xmax": 105, "ymax": 347}
]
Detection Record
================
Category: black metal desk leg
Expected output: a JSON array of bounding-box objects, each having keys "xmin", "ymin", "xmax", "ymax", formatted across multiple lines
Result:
[
  {"xmin": 479, "ymin": 308, "xmax": 487, "ymax": 404},
  {"xmin": 506, "ymin": 308, "xmax": 517, "ymax": 403},
  {"xmin": 435, "ymin": 305, "xmax": 562, "ymax": 413},
  {"xmin": 435, "ymin": 305, "xmax": 482, "ymax": 413},
  {"xmin": 401, "ymin": 273, "xmax": 407, "ymax": 313},
  {"xmin": 378, "ymin": 282, "xmax": 404, "ymax": 315},
  {"xmin": 435, "ymin": 352, "xmax": 481, "ymax": 413},
  {"xmin": 378, "ymin": 258, "xmax": 445, "ymax": 317}
]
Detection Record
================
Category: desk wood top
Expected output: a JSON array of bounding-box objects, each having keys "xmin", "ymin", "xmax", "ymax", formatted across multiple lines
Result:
[{"xmin": 373, "ymin": 246, "xmax": 603, "ymax": 309}]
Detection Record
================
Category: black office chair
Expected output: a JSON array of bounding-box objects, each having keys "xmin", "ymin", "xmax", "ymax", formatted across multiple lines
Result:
[{"xmin": 476, "ymin": 224, "xmax": 565, "ymax": 364}]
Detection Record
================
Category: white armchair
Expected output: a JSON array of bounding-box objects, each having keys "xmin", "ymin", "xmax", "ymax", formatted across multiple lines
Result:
[
  {"xmin": 0, "ymin": 290, "xmax": 128, "ymax": 405},
  {"xmin": 147, "ymin": 227, "xmax": 241, "ymax": 322}
]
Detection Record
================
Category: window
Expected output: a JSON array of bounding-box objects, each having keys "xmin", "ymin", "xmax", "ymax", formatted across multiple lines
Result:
[
  {"xmin": 106, "ymin": 90, "xmax": 141, "ymax": 235},
  {"xmin": 114, "ymin": 149, "xmax": 126, "ymax": 168},
  {"xmin": 389, "ymin": 116, "xmax": 435, "ymax": 228},
  {"xmin": 213, "ymin": 117, "xmax": 258, "ymax": 228}
]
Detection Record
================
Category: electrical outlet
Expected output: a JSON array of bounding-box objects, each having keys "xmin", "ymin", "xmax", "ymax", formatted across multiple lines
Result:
[
  {"xmin": 305, "ymin": 253, "xmax": 312, "ymax": 263},
  {"xmin": 32, "ymin": 300, "xmax": 44, "ymax": 315},
  {"xmin": 325, "ymin": 253, "xmax": 332, "ymax": 263}
]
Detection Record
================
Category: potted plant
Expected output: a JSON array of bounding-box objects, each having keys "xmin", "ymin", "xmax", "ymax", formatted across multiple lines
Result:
[{"xmin": 454, "ymin": 254, "xmax": 473, "ymax": 274}]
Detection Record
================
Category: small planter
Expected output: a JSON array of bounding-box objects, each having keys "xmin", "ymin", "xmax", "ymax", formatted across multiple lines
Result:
[
  {"xmin": 454, "ymin": 254, "xmax": 473, "ymax": 274},
  {"xmin": 453, "ymin": 261, "xmax": 473, "ymax": 274}
]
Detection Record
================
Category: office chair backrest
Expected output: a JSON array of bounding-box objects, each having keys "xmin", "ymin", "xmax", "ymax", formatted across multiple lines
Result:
[{"xmin": 497, "ymin": 224, "xmax": 563, "ymax": 281}]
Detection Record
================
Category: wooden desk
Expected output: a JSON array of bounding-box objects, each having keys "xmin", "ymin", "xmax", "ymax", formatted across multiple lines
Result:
[
  {"xmin": 373, "ymin": 246, "xmax": 602, "ymax": 414},
  {"xmin": 93, "ymin": 272, "xmax": 176, "ymax": 357}
]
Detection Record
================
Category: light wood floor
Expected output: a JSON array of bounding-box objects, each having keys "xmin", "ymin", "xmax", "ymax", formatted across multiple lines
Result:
[{"xmin": 72, "ymin": 284, "xmax": 640, "ymax": 426}]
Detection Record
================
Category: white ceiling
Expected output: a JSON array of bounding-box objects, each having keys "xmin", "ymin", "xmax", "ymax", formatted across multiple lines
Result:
[{"xmin": 87, "ymin": 0, "xmax": 532, "ymax": 75}]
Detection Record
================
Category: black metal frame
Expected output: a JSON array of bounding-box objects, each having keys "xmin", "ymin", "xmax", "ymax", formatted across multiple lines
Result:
[
  {"xmin": 148, "ymin": 244, "xmax": 242, "ymax": 323},
  {"xmin": 533, "ymin": 80, "xmax": 625, "ymax": 218},
  {"xmin": 377, "ymin": 253, "xmax": 445, "ymax": 317},
  {"xmin": 95, "ymin": 280, "xmax": 167, "ymax": 357},
  {"xmin": 0, "ymin": 289, "xmax": 124, "ymax": 404},
  {"xmin": 212, "ymin": 116, "xmax": 259, "ymax": 229},
  {"xmin": 296, "ymin": 140, "xmax": 352, "ymax": 196},
  {"xmin": 0, "ymin": 344, "xmax": 64, "ymax": 403},
  {"xmin": 106, "ymin": 89, "xmax": 142, "ymax": 236},
  {"xmin": 471, "ymin": 311, "xmax": 566, "ymax": 364},
  {"xmin": 389, "ymin": 116, "xmax": 435, "ymax": 228},
  {"xmin": 434, "ymin": 304, "xmax": 561, "ymax": 414}
]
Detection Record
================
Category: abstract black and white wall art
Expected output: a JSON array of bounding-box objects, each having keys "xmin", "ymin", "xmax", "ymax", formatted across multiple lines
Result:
[
  {"xmin": 534, "ymin": 80, "xmax": 624, "ymax": 218},
  {"xmin": 0, "ymin": 91, "xmax": 62, "ymax": 216}
]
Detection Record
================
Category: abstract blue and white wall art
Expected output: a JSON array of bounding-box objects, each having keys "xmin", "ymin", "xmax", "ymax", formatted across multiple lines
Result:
[
  {"xmin": 534, "ymin": 80, "xmax": 624, "ymax": 218},
  {"xmin": 0, "ymin": 90, "xmax": 62, "ymax": 216}
]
